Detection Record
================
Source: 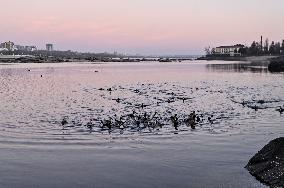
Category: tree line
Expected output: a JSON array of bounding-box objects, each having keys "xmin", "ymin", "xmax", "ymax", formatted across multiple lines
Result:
[{"xmin": 239, "ymin": 38, "xmax": 284, "ymax": 56}]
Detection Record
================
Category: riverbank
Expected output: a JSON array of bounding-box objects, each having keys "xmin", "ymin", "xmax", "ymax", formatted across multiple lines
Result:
[{"xmin": 197, "ymin": 55, "xmax": 277, "ymax": 63}]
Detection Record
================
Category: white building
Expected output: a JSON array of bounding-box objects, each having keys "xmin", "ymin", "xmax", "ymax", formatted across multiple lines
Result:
[
  {"xmin": 213, "ymin": 44, "xmax": 244, "ymax": 56},
  {"xmin": 0, "ymin": 41, "xmax": 15, "ymax": 51},
  {"xmin": 25, "ymin": 46, "xmax": 37, "ymax": 51},
  {"xmin": 14, "ymin": 45, "xmax": 37, "ymax": 51},
  {"xmin": 14, "ymin": 45, "xmax": 26, "ymax": 51}
]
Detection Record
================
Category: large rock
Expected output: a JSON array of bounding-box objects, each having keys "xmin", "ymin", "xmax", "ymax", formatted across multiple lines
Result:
[
  {"xmin": 246, "ymin": 137, "xmax": 284, "ymax": 187},
  {"xmin": 268, "ymin": 57, "xmax": 284, "ymax": 72}
]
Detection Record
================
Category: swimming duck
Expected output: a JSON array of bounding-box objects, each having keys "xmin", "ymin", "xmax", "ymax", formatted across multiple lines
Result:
[
  {"xmin": 276, "ymin": 106, "xmax": 284, "ymax": 114},
  {"xmin": 112, "ymin": 98, "xmax": 121, "ymax": 103},
  {"xmin": 86, "ymin": 121, "xmax": 94, "ymax": 129},
  {"xmin": 170, "ymin": 114, "xmax": 179, "ymax": 130},
  {"xmin": 101, "ymin": 118, "xmax": 112, "ymax": 130},
  {"xmin": 61, "ymin": 118, "xmax": 68, "ymax": 126}
]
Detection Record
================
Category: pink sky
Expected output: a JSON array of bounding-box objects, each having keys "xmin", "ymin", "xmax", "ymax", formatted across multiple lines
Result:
[{"xmin": 1, "ymin": 0, "xmax": 283, "ymax": 55}]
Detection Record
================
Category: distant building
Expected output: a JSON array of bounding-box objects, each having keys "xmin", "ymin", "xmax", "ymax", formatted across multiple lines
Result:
[
  {"xmin": 0, "ymin": 41, "xmax": 15, "ymax": 51},
  {"xmin": 14, "ymin": 45, "xmax": 37, "ymax": 51},
  {"xmin": 25, "ymin": 46, "xmax": 37, "ymax": 51},
  {"xmin": 0, "ymin": 43, "xmax": 6, "ymax": 51},
  {"xmin": 46, "ymin": 44, "xmax": 54, "ymax": 51},
  {"xmin": 1, "ymin": 42, "xmax": 37, "ymax": 52},
  {"xmin": 14, "ymin": 45, "xmax": 26, "ymax": 51},
  {"xmin": 213, "ymin": 44, "xmax": 245, "ymax": 56}
]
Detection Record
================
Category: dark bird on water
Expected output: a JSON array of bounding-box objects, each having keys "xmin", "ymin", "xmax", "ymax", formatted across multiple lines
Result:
[
  {"xmin": 61, "ymin": 118, "xmax": 68, "ymax": 126},
  {"xmin": 257, "ymin": 100, "xmax": 265, "ymax": 104},
  {"xmin": 177, "ymin": 97, "xmax": 191, "ymax": 103},
  {"xmin": 112, "ymin": 98, "xmax": 121, "ymax": 103},
  {"xmin": 186, "ymin": 111, "xmax": 197, "ymax": 129},
  {"xmin": 101, "ymin": 118, "xmax": 112, "ymax": 130},
  {"xmin": 128, "ymin": 110, "xmax": 136, "ymax": 118},
  {"xmin": 166, "ymin": 98, "xmax": 175, "ymax": 103},
  {"xmin": 86, "ymin": 121, "xmax": 94, "ymax": 129},
  {"xmin": 276, "ymin": 106, "xmax": 284, "ymax": 114},
  {"xmin": 208, "ymin": 115, "xmax": 214, "ymax": 124},
  {"xmin": 140, "ymin": 103, "xmax": 149, "ymax": 109},
  {"xmin": 170, "ymin": 114, "xmax": 179, "ymax": 130},
  {"xmin": 134, "ymin": 89, "xmax": 140, "ymax": 93},
  {"xmin": 196, "ymin": 116, "xmax": 201, "ymax": 123}
]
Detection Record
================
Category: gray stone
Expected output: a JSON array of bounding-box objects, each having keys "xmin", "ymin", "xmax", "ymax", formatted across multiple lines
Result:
[
  {"xmin": 268, "ymin": 57, "xmax": 284, "ymax": 72},
  {"xmin": 246, "ymin": 137, "xmax": 284, "ymax": 188}
]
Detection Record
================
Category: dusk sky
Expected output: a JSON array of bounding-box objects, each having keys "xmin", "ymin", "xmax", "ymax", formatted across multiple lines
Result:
[{"xmin": 1, "ymin": 0, "xmax": 283, "ymax": 55}]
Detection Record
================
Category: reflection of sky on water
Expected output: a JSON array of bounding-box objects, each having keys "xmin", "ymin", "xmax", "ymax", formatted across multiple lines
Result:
[
  {"xmin": 0, "ymin": 61, "xmax": 283, "ymax": 144},
  {"xmin": 0, "ymin": 61, "xmax": 283, "ymax": 188}
]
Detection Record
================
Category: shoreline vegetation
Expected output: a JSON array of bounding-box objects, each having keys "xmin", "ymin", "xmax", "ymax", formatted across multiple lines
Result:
[
  {"xmin": 197, "ymin": 37, "xmax": 284, "ymax": 72},
  {"xmin": 197, "ymin": 55, "xmax": 276, "ymax": 62}
]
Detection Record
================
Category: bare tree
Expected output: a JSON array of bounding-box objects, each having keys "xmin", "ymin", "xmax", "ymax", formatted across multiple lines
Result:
[
  {"xmin": 281, "ymin": 40, "xmax": 284, "ymax": 54},
  {"xmin": 264, "ymin": 38, "xmax": 269, "ymax": 54},
  {"xmin": 205, "ymin": 46, "xmax": 211, "ymax": 55}
]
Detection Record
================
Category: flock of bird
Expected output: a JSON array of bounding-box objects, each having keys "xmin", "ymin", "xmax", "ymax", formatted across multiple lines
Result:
[
  {"xmin": 233, "ymin": 98, "xmax": 284, "ymax": 112},
  {"xmin": 23, "ymin": 68, "xmax": 283, "ymax": 135},
  {"xmin": 61, "ymin": 110, "xmax": 215, "ymax": 133},
  {"xmin": 59, "ymin": 84, "xmax": 284, "ymax": 134}
]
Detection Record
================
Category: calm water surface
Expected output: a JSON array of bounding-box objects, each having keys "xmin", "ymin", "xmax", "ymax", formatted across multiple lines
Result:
[{"xmin": 0, "ymin": 61, "xmax": 283, "ymax": 188}]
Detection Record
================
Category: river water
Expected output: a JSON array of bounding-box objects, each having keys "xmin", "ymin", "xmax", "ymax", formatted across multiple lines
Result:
[{"xmin": 0, "ymin": 61, "xmax": 283, "ymax": 188}]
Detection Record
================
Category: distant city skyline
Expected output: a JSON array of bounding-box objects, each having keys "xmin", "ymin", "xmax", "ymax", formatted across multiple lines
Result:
[{"xmin": 1, "ymin": 0, "xmax": 284, "ymax": 55}]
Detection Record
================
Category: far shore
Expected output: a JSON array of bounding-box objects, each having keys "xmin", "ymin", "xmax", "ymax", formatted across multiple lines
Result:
[
  {"xmin": 0, "ymin": 55, "xmax": 281, "ymax": 67},
  {"xmin": 0, "ymin": 55, "xmax": 195, "ymax": 64}
]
